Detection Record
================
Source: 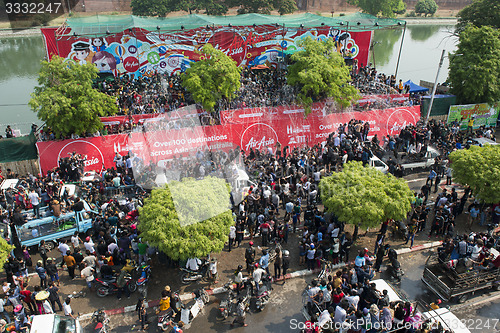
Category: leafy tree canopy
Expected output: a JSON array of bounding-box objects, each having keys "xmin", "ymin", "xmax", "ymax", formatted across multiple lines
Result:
[
  {"xmin": 456, "ymin": 0, "xmax": 500, "ymax": 33},
  {"xmin": 138, "ymin": 176, "xmax": 233, "ymax": 261},
  {"xmin": 29, "ymin": 56, "xmax": 118, "ymax": 138},
  {"xmin": 447, "ymin": 25, "xmax": 500, "ymax": 105},
  {"xmin": 449, "ymin": 145, "xmax": 500, "ymax": 204},
  {"xmin": 347, "ymin": 0, "xmax": 406, "ymax": 17},
  {"xmin": 131, "ymin": 0, "xmax": 172, "ymax": 16},
  {"xmin": 0, "ymin": 239, "xmax": 14, "ymax": 272},
  {"xmin": 414, "ymin": 0, "xmax": 438, "ymax": 17},
  {"xmin": 287, "ymin": 37, "xmax": 359, "ymax": 114},
  {"xmin": 234, "ymin": 0, "xmax": 297, "ymax": 15},
  {"xmin": 319, "ymin": 161, "xmax": 414, "ymax": 229},
  {"xmin": 182, "ymin": 44, "xmax": 242, "ymax": 111}
]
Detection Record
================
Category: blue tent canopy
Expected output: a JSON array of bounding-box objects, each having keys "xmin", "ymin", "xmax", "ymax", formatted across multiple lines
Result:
[{"xmin": 404, "ymin": 80, "xmax": 429, "ymax": 93}]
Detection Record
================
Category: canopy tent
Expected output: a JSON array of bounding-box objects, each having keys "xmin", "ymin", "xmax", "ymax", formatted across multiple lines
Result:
[
  {"xmin": 60, "ymin": 12, "xmax": 405, "ymax": 36},
  {"xmin": 404, "ymin": 80, "xmax": 429, "ymax": 93}
]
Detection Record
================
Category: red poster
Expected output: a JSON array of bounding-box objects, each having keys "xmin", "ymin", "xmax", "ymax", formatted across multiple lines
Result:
[{"xmin": 37, "ymin": 106, "xmax": 420, "ymax": 175}]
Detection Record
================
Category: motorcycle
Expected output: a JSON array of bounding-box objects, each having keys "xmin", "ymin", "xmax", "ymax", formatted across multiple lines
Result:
[
  {"xmin": 92, "ymin": 309, "xmax": 110, "ymax": 333},
  {"xmin": 157, "ymin": 291, "xmax": 183, "ymax": 331},
  {"xmin": 218, "ymin": 280, "xmax": 236, "ymax": 320},
  {"xmin": 255, "ymin": 275, "xmax": 273, "ymax": 311},
  {"xmin": 180, "ymin": 259, "xmax": 213, "ymax": 284},
  {"xmin": 95, "ymin": 274, "xmax": 137, "ymax": 297},
  {"xmin": 136, "ymin": 263, "xmax": 151, "ymax": 298},
  {"xmin": 388, "ymin": 257, "xmax": 404, "ymax": 282}
]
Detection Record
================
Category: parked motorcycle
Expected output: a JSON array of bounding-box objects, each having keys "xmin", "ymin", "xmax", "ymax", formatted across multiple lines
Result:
[
  {"xmin": 255, "ymin": 275, "xmax": 273, "ymax": 311},
  {"xmin": 388, "ymin": 257, "xmax": 404, "ymax": 282},
  {"xmin": 95, "ymin": 274, "xmax": 137, "ymax": 297},
  {"xmin": 157, "ymin": 291, "xmax": 183, "ymax": 331},
  {"xmin": 92, "ymin": 309, "xmax": 110, "ymax": 333},
  {"xmin": 218, "ymin": 280, "xmax": 236, "ymax": 320},
  {"xmin": 136, "ymin": 263, "xmax": 151, "ymax": 298},
  {"xmin": 180, "ymin": 259, "xmax": 213, "ymax": 284}
]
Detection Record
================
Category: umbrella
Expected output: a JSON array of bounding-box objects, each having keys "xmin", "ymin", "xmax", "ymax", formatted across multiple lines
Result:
[
  {"xmin": 35, "ymin": 290, "xmax": 50, "ymax": 301},
  {"xmin": 250, "ymin": 64, "xmax": 269, "ymax": 70}
]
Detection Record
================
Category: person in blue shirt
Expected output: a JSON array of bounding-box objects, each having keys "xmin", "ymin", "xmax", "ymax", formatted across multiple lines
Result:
[
  {"xmin": 426, "ymin": 168, "xmax": 437, "ymax": 187},
  {"xmin": 259, "ymin": 250, "xmax": 270, "ymax": 275}
]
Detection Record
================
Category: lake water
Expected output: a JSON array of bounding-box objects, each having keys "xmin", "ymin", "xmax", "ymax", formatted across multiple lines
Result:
[{"xmin": 0, "ymin": 24, "xmax": 457, "ymax": 134}]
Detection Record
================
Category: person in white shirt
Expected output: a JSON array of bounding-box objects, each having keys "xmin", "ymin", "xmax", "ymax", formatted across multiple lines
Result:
[
  {"xmin": 317, "ymin": 308, "xmax": 333, "ymax": 328},
  {"xmin": 71, "ymin": 232, "xmax": 82, "ymax": 252},
  {"xmin": 228, "ymin": 225, "xmax": 236, "ymax": 252},
  {"xmin": 58, "ymin": 240, "xmax": 70, "ymax": 266},
  {"xmin": 28, "ymin": 189, "xmax": 40, "ymax": 218},
  {"xmin": 186, "ymin": 258, "xmax": 201, "ymax": 271},
  {"xmin": 334, "ymin": 303, "xmax": 347, "ymax": 325},
  {"xmin": 84, "ymin": 237, "xmax": 95, "ymax": 254},
  {"xmin": 252, "ymin": 264, "xmax": 266, "ymax": 294},
  {"xmin": 63, "ymin": 298, "xmax": 74, "ymax": 318}
]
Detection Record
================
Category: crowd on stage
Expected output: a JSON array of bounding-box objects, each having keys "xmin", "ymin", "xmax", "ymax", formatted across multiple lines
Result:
[{"xmin": 30, "ymin": 61, "xmax": 432, "ymax": 142}]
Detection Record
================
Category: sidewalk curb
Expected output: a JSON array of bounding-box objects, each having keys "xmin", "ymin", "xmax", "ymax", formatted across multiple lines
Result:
[
  {"xmin": 451, "ymin": 292, "xmax": 500, "ymax": 311},
  {"xmin": 78, "ymin": 240, "xmax": 442, "ymax": 322}
]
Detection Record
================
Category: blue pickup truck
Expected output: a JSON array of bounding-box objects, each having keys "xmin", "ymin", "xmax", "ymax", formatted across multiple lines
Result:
[{"xmin": 14, "ymin": 200, "xmax": 97, "ymax": 251}]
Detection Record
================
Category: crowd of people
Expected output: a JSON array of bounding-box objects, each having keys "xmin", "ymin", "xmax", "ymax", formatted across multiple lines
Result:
[
  {"xmin": 29, "ymin": 60, "xmax": 427, "ymax": 141},
  {"xmin": 0, "ymin": 100, "xmax": 498, "ymax": 331}
]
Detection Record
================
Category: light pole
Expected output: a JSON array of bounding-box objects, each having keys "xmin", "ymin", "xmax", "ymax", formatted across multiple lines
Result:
[{"xmin": 424, "ymin": 49, "xmax": 445, "ymax": 126}]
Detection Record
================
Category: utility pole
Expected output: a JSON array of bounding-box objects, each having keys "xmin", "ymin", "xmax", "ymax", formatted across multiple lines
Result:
[{"xmin": 425, "ymin": 49, "xmax": 446, "ymax": 126}]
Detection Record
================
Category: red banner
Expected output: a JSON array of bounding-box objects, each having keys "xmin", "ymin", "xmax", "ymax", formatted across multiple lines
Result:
[
  {"xmin": 41, "ymin": 26, "xmax": 372, "ymax": 79},
  {"xmin": 37, "ymin": 106, "xmax": 420, "ymax": 175}
]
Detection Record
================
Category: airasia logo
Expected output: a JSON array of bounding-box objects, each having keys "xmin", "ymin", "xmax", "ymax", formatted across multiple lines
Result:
[
  {"xmin": 57, "ymin": 140, "xmax": 105, "ymax": 173},
  {"xmin": 386, "ymin": 108, "xmax": 417, "ymax": 136},
  {"xmin": 240, "ymin": 123, "xmax": 278, "ymax": 152},
  {"xmin": 123, "ymin": 56, "xmax": 140, "ymax": 72},
  {"xmin": 208, "ymin": 30, "xmax": 247, "ymax": 65}
]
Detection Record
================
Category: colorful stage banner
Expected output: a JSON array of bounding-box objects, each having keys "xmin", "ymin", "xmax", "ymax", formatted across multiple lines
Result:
[
  {"xmin": 41, "ymin": 26, "xmax": 372, "ymax": 79},
  {"xmin": 37, "ymin": 106, "xmax": 420, "ymax": 175},
  {"xmin": 447, "ymin": 103, "xmax": 500, "ymax": 130}
]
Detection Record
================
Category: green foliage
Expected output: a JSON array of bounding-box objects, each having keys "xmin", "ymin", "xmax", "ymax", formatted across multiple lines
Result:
[
  {"xmin": 287, "ymin": 37, "xmax": 359, "ymax": 114},
  {"xmin": 447, "ymin": 25, "xmax": 500, "ymax": 105},
  {"xmin": 235, "ymin": 0, "xmax": 296, "ymax": 14},
  {"xmin": 449, "ymin": 145, "xmax": 500, "ymax": 204},
  {"xmin": 456, "ymin": 0, "xmax": 500, "ymax": 33},
  {"xmin": 131, "ymin": 0, "xmax": 172, "ymax": 16},
  {"xmin": 347, "ymin": 0, "xmax": 406, "ymax": 17},
  {"xmin": 0, "ymin": 238, "xmax": 14, "ymax": 272},
  {"xmin": 29, "ymin": 56, "xmax": 118, "ymax": 138},
  {"xmin": 319, "ymin": 161, "xmax": 414, "ymax": 229},
  {"xmin": 408, "ymin": 25, "xmax": 440, "ymax": 42},
  {"xmin": 138, "ymin": 177, "xmax": 233, "ymax": 261},
  {"xmin": 182, "ymin": 44, "xmax": 241, "ymax": 111},
  {"xmin": 414, "ymin": 0, "xmax": 438, "ymax": 17}
]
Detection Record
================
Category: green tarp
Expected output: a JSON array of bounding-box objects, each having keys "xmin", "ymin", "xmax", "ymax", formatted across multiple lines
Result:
[
  {"xmin": 0, "ymin": 133, "xmax": 38, "ymax": 163},
  {"xmin": 64, "ymin": 13, "xmax": 405, "ymax": 36},
  {"xmin": 421, "ymin": 95, "xmax": 457, "ymax": 117}
]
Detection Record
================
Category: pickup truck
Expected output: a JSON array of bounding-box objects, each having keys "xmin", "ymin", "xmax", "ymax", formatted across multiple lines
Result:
[
  {"xmin": 30, "ymin": 314, "xmax": 82, "ymax": 333},
  {"xmin": 422, "ymin": 251, "xmax": 500, "ymax": 303},
  {"xmin": 15, "ymin": 200, "xmax": 97, "ymax": 251},
  {"xmin": 381, "ymin": 146, "xmax": 442, "ymax": 171}
]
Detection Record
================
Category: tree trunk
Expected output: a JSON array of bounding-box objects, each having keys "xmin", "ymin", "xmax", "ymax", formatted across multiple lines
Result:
[{"xmin": 353, "ymin": 224, "xmax": 359, "ymax": 242}]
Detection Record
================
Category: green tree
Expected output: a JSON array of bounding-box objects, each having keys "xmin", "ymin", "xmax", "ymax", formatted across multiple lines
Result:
[
  {"xmin": 0, "ymin": 238, "xmax": 14, "ymax": 272},
  {"xmin": 233, "ymin": 0, "xmax": 296, "ymax": 14},
  {"xmin": 319, "ymin": 161, "xmax": 414, "ymax": 229},
  {"xmin": 447, "ymin": 25, "xmax": 500, "ymax": 105},
  {"xmin": 347, "ymin": 0, "xmax": 406, "ymax": 17},
  {"xmin": 131, "ymin": 0, "xmax": 171, "ymax": 16},
  {"xmin": 29, "ymin": 56, "xmax": 118, "ymax": 138},
  {"xmin": 414, "ymin": 0, "xmax": 438, "ymax": 17},
  {"xmin": 456, "ymin": 0, "xmax": 500, "ymax": 33},
  {"xmin": 287, "ymin": 37, "xmax": 359, "ymax": 114},
  {"xmin": 449, "ymin": 145, "xmax": 500, "ymax": 204},
  {"xmin": 138, "ymin": 177, "xmax": 233, "ymax": 261},
  {"xmin": 182, "ymin": 44, "xmax": 241, "ymax": 112}
]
